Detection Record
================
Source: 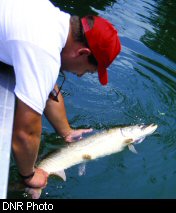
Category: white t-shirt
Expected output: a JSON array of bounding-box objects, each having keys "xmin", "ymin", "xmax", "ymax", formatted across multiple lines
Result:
[{"xmin": 0, "ymin": 0, "xmax": 70, "ymax": 114}]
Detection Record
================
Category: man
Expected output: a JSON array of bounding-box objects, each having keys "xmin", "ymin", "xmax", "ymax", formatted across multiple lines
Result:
[{"xmin": 0, "ymin": 0, "xmax": 121, "ymax": 189}]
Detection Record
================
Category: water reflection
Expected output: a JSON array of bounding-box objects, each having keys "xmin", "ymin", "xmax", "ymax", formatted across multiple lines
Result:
[
  {"xmin": 141, "ymin": 1, "xmax": 176, "ymax": 62},
  {"xmin": 51, "ymin": 0, "xmax": 117, "ymax": 16}
]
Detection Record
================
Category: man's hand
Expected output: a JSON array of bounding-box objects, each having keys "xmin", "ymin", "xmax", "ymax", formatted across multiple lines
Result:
[
  {"xmin": 64, "ymin": 128, "xmax": 93, "ymax": 142},
  {"xmin": 24, "ymin": 168, "xmax": 48, "ymax": 188}
]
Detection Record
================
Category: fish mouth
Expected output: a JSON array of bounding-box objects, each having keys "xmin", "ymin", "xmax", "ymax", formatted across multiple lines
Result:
[
  {"xmin": 120, "ymin": 123, "xmax": 158, "ymax": 140},
  {"xmin": 134, "ymin": 124, "xmax": 158, "ymax": 144},
  {"xmin": 140, "ymin": 124, "xmax": 158, "ymax": 134}
]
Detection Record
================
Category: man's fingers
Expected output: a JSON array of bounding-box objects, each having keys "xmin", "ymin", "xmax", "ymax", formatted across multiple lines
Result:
[
  {"xmin": 82, "ymin": 128, "xmax": 93, "ymax": 133},
  {"xmin": 64, "ymin": 128, "xmax": 94, "ymax": 143}
]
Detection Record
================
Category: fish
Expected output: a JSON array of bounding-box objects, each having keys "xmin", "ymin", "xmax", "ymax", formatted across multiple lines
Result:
[{"xmin": 25, "ymin": 124, "xmax": 157, "ymax": 199}]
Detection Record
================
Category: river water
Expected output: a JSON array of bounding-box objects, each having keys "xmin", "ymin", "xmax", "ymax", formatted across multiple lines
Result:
[{"xmin": 8, "ymin": 0, "xmax": 176, "ymax": 199}]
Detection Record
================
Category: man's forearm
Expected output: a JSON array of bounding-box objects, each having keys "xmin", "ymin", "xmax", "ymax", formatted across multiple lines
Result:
[
  {"xmin": 44, "ymin": 91, "xmax": 72, "ymax": 138},
  {"xmin": 12, "ymin": 132, "xmax": 40, "ymax": 176},
  {"xmin": 12, "ymin": 98, "xmax": 42, "ymax": 176}
]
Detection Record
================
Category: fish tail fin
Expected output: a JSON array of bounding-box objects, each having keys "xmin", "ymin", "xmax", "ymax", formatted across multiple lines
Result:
[
  {"xmin": 25, "ymin": 187, "xmax": 42, "ymax": 199},
  {"xmin": 128, "ymin": 144, "xmax": 138, "ymax": 154}
]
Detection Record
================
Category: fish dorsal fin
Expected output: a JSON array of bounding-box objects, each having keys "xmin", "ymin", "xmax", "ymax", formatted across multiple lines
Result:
[
  {"xmin": 52, "ymin": 170, "xmax": 66, "ymax": 181},
  {"xmin": 78, "ymin": 163, "xmax": 86, "ymax": 176},
  {"xmin": 128, "ymin": 144, "xmax": 138, "ymax": 154}
]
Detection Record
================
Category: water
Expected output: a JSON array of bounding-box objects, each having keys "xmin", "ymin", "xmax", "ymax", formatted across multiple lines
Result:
[{"xmin": 7, "ymin": 0, "xmax": 176, "ymax": 199}]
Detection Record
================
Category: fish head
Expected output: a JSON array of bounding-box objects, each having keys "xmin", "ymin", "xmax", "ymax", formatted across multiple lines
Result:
[{"xmin": 120, "ymin": 124, "xmax": 157, "ymax": 144}]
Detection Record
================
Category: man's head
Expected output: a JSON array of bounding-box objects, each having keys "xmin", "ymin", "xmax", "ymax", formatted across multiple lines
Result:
[{"xmin": 61, "ymin": 15, "xmax": 121, "ymax": 85}]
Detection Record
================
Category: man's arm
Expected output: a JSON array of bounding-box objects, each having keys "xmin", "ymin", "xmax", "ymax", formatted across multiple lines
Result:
[
  {"xmin": 44, "ymin": 85, "xmax": 92, "ymax": 142},
  {"xmin": 12, "ymin": 98, "xmax": 48, "ymax": 188}
]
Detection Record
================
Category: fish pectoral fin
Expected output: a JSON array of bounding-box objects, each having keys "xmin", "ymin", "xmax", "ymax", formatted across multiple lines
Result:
[
  {"xmin": 128, "ymin": 144, "xmax": 138, "ymax": 154},
  {"xmin": 135, "ymin": 137, "xmax": 145, "ymax": 144},
  {"xmin": 52, "ymin": 170, "xmax": 66, "ymax": 181}
]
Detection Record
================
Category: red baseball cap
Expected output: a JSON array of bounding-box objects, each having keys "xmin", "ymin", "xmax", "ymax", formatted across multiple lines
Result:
[{"xmin": 81, "ymin": 16, "xmax": 121, "ymax": 85}]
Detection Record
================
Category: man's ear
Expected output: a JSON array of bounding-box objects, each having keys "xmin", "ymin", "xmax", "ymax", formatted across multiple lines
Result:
[{"xmin": 78, "ymin": 48, "xmax": 91, "ymax": 56}]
